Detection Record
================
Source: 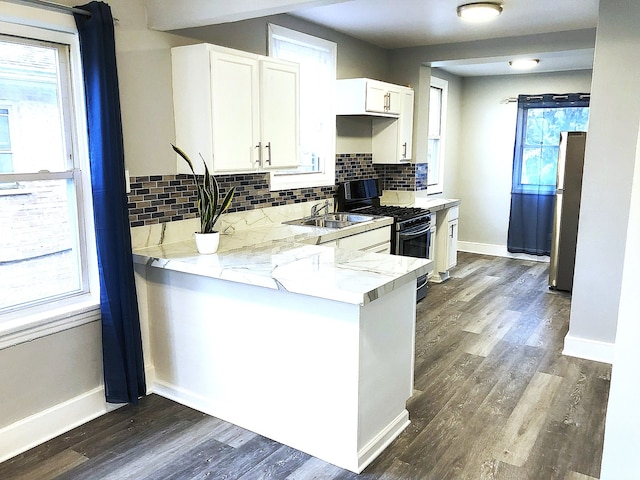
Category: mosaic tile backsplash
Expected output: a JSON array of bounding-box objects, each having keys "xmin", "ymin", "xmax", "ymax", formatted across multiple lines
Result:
[{"xmin": 128, "ymin": 153, "xmax": 426, "ymax": 227}]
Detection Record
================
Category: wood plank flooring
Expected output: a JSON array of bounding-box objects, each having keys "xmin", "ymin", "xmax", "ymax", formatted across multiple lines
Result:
[{"xmin": 0, "ymin": 252, "xmax": 611, "ymax": 479}]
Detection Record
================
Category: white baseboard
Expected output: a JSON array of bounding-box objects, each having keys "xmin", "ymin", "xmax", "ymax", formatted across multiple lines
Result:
[
  {"xmin": 0, "ymin": 387, "xmax": 109, "ymax": 463},
  {"xmin": 144, "ymin": 364, "xmax": 156, "ymax": 395},
  {"xmin": 563, "ymin": 334, "xmax": 614, "ymax": 364},
  {"xmin": 458, "ymin": 241, "xmax": 550, "ymax": 263},
  {"xmin": 357, "ymin": 410, "xmax": 410, "ymax": 473}
]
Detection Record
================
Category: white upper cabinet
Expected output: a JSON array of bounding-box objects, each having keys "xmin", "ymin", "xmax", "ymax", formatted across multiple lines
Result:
[
  {"xmin": 172, "ymin": 43, "xmax": 300, "ymax": 174},
  {"xmin": 336, "ymin": 78, "xmax": 403, "ymax": 117},
  {"xmin": 260, "ymin": 59, "xmax": 299, "ymax": 169},
  {"xmin": 371, "ymin": 86, "xmax": 414, "ymax": 164}
]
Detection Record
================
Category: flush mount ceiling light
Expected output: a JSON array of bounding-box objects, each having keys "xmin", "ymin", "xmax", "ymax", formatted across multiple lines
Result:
[
  {"xmin": 509, "ymin": 59, "xmax": 540, "ymax": 70},
  {"xmin": 457, "ymin": 2, "xmax": 503, "ymax": 21}
]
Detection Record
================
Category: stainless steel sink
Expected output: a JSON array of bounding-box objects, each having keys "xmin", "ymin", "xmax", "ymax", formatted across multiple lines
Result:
[{"xmin": 284, "ymin": 212, "xmax": 374, "ymax": 229}]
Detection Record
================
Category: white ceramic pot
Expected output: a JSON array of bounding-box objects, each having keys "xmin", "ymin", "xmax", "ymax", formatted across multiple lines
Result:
[{"xmin": 194, "ymin": 231, "xmax": 220, "ymax": 254}]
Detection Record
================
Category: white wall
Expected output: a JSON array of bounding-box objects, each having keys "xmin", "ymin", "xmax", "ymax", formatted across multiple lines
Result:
[
  {"xmin": 456, "ymin": 71, "xmax": 592, "ymax": 250},
  {"xmin": 599, "ymin": 119, "xmax": 640, "ymax": 480},
  {"xmin": 567, "ymin": 0, "xmax": 640, "ymax": 357}
]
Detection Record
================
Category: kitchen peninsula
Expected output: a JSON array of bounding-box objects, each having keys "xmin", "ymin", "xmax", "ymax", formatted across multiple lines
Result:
[{"xmin": 132, "ymin": 211, "xmax": 430, "ymax": 473}]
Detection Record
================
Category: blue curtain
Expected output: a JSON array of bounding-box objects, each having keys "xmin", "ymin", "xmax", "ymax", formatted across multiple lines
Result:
[
  {"xmin": 507, "ymin": 94, "xmax": 590, "ymax": 256},
  {"xmin": 74, "ymin": 2, "xmax": 146, "ymax": 404}
]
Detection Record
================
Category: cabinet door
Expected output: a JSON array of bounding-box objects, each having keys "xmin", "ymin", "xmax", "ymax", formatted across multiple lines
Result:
[
  {"xmin": 365, "ymin": 80, "xmax": 390, "ymax": 114},
  {"xmin": 260, "ymin": 60, "xmax": 299, "ymax": 170},
  {"xmin": 210, "ymin": 51, "xmax": 260, "ymax": 172},
  {"xmin": 371, "ymin": 118, "xmax": 399, "ymax": 164},
  {"xmin": 447, "ymin": 218, "xmax": 458, "ymax": 269},
  {"xmin": 372, "ymin": 87, "xmax": 414, "ymax": 164},
  {"xmin": 398, "ymin": 88, "xmax": 414, "ymax": 161},
  {"xmin": 336, "ymin": 227, "xmax": 391, "ymax": 251}
]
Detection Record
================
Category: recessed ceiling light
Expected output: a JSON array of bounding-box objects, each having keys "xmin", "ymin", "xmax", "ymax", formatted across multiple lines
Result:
[
  {"xmin": 457, "ymin": 2, "xmax": 503, "ymax": 22},
  {"xmin": 509, "ymin": 59, "xmax": 540, "ymax": 70}
]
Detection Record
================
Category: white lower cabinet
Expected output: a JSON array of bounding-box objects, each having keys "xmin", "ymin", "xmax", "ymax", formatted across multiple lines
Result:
[
  {"xmin": 335, "ymin": 226, "xmax": 391, "ymax": 253},
  {"xmin": 433, "ymin": 206, "xmax": 459, "ymax": 282},
  {"xmin": 427, "ymin": 214, "xmax": 436, "ymax": 278},
  {"xmin": 447, "ymin": 216, "xmax": 459, "ymax": 270},
  {"xmin": 319, "ymin": 226, "xmax": 391, "ymax": 253}
]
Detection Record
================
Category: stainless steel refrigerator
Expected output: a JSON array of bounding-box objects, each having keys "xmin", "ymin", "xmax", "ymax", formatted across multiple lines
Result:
[{"xmin": 549, "ymin": 131, "xmax": 587, "ymax": 291}]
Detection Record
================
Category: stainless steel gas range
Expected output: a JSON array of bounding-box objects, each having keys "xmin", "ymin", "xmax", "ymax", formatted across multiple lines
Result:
[{"xmin": 337, "ymin": 179, "xmax": 431, "ymax": 302}]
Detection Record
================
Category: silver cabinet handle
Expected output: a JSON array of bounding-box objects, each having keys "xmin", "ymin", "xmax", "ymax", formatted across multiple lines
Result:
[
  {"xmin": 402, "ymin": 142, "xmax": 407, "ymax": 158},
  {"xmin": 254, "ymin": 142, "xmax": 262, "ymax": 165},
  {"xmin": 265, "ymin": 141, "xmax": 272, "ymax": 166}
]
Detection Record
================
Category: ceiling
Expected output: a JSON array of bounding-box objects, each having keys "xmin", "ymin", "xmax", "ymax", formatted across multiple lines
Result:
[{"xmin": 145, "ymin": 0, "xmax": 599, "ymax": 76}]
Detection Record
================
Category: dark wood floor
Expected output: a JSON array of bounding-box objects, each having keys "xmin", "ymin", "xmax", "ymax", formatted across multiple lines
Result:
[{"xmin": 0, "ymin": 252, "xmax": 611, "ymax": 480}]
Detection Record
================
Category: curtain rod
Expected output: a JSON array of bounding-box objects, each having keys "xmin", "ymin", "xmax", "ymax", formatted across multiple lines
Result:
[
  {"xmin": 8, "ymin": 0, "xmax": 91, "ymax": 17},
  {"xmin": 501, "ymin": 94, "xmax": 590, "ymax": 104}
]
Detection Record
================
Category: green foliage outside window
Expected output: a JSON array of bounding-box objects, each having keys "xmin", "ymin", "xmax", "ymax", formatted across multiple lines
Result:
[{"xmin": 520, "ymin": 106, "xmax": 590, "ymax": 186}]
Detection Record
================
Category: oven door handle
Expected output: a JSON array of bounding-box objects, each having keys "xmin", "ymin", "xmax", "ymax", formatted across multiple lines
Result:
[{"xmin": 398, "ymin": 224, "xmax": 431, "ymax": 237}]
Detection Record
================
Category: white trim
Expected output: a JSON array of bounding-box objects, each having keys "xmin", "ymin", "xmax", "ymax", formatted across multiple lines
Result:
[
  {"xmin": 0, "ymin": 386, "xmax": 111, "ymax": 463},
  {"xmin": 357, "ymin": 410, "xmax": 410, "ymax": 473},
  {"xmin": 0, "ymin": 304, "xmax": 100, "ymax": 350},
  {"xmin": 563, "ymin": 334, "xmax": 614, "ymax": 365},
  {"xmin": 458, "ymin": 240, "xmax": 550, "ymax": 263},
  {"xmin": 0, "ymin": 3, "xmax": 77, "ymax": 38},
  {"xmin": 427, "ymin": 76, "xmax": 448, "ymax": 195}
]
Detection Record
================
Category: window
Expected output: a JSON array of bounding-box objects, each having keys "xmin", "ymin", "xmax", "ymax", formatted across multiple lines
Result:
[
  {"xmin": 0, "ymin": 6, "xmax": 98, "ymax": 343},
  {"xmin": 268, "ymin": 24, "xmax": 336, "ymax": 190},
  {"xmin": 427, "ymin": 76, "xmax": 448, "ymax": 194},
  {"xmin": 512, "ymin": 94, "xmax": 590, "ymax": 194},
  {"xmin": 0, "ymin": 107, "xmax": 12, "ymax": 172}
]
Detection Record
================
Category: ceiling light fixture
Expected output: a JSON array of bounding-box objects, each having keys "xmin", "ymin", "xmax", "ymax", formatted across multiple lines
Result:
[
  {"xmin": 509, "ymin": 59, "xmax": 540, "ymax": 70},
  {"xmin": 456, "ymin": 2, "xmax": 503, "ymax": 22}
]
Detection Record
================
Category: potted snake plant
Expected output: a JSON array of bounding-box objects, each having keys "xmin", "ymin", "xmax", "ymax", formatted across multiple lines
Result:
[{"xmin": 172, "ymin": 144, "xmax": 235, "ymax": 254}]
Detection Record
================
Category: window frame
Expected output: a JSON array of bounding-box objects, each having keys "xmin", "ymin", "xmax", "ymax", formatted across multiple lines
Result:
[
  {"xmin": 512, "ymin": 93, "xmax": 590, "ymax": 195},
  {"xmin": 427, "ymin": 76, "xmax": 448, "ymax": 195},
  {"xmin": 267, "ymin": 23, "xmax": 336, "ymax": 191},
  {"xmin": 0, "ymin": 104, "xmax": 13, "ymax": 172},
  {"xmin": 0, "ymin": 4, "xmax": 99, "ymax": 348}
]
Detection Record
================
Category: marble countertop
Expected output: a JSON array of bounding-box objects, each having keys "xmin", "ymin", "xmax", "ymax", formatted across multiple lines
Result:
[
  {"xmin": 413, "ymin": 197, "xmax": 460, "ymax": 212},
  {"xmin": 133, "ymin": 216, "xmax": 430, "ymax": 306}
]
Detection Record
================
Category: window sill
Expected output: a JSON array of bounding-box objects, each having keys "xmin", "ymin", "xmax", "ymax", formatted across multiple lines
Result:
[{"xmin": 0, "ymin": 299, "xmax": 100, "ymax": 351}]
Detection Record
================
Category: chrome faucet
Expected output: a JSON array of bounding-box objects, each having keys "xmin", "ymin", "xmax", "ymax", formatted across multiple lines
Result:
[{"xmin": 311, "ymin": 199, "xmax": 330, "ymax": 216}]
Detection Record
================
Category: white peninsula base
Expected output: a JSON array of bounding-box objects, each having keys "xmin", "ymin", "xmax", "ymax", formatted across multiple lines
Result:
[{"xmin": 140, "ymin": 267, "xmax": 417, "ymax": 473}]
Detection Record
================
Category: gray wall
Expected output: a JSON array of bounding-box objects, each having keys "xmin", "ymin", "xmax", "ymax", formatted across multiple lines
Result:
[
  {"xmin": 172, "ymin": 13, "xmax": 389, "ymax": 81},
  {"xmin": 0, "ymin": 322, "xmax": 103, "ymax": 428},
  {"xmin": 455, "ymin": 70, "xmax": 592, "ymax": 249}
]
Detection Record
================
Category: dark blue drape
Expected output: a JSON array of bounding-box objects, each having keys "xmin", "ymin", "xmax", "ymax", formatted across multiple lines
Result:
[
  {"xmin": 507, "ymin": 191, "xmax": 555, "ymax": 255},
  {"xmin": 74, "ymin": 2, "xmax": 145, "ymax": 404},
  {"xmin": 507, "ymin": 93, "xmax": 589, "ymax": 256}
]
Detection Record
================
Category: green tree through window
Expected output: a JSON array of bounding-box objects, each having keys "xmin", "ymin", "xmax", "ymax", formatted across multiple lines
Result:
[
  {"xmin": 520, "ymin": 106, "xmax": 590, "ymax": 186},
  {"xmin": 512, "ymin": 94, "xmax": 590, "ymax": 194}
]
